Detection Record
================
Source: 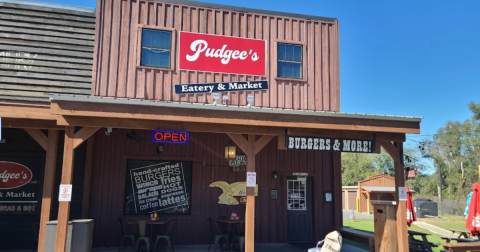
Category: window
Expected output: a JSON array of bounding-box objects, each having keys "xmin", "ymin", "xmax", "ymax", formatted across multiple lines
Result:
[
  {"xmin": 277, "ymin": 43, "xmax": 303, "ymax": 79},
  {"xmin": 140, "ymin": 29, "xmax": 172, "ymax": 68}
]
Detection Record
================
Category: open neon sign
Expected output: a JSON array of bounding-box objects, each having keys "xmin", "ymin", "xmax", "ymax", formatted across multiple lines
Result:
[{"xmin": 152, "ymin": 130, "xmax": 189, "ymax": 144}]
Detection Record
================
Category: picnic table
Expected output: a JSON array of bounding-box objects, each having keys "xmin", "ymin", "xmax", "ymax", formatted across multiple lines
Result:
[
  {"xmin": 441, "ymin": 241, "xmax": 480, "ymax": 252},
  {"xmin": 449, "ymin": 228, "xmax": 471, "ymax": 239},
  {"xmin": 440, "ymin": 236, "xmax": 478, "ymax": 243},
  {"xmin": 408, "ymin": 230, "xmax": 438, "ymax": 252}
]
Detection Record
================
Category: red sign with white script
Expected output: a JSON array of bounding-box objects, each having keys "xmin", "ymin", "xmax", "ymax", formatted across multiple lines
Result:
[
  {"xmin": 0, "ymin": 161, "xmax": 33, "ymax": 189},
  {"xmin": 179, "ymin": 32, "xmax": 266, "ymax": 76}
]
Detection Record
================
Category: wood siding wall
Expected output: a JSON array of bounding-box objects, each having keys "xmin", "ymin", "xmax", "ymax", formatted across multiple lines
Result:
[
  {"xmin": 88, "ymin": 129, "xmax": 336, "ymax": 246},
  {"xmin": 0, "ymin": 2, "xmax": 95, "ymax": 103},
  {"xmin": 93, "ymin": 0, "xmax": 340, "ymax": 111},
  {"xmin": 0, "ymin": 128, "xmax": 87, "ymax": 250}
]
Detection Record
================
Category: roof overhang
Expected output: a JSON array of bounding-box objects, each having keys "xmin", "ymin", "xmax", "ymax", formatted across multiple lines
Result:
[{"xmin": 48, "ymin": 94, "xmax": 421, "ymax": 146}]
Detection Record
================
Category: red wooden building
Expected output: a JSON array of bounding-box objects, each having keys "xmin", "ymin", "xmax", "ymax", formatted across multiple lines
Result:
[{"xmin": 0, "ymin": 0, "xmax": 421, "ymax": 251}]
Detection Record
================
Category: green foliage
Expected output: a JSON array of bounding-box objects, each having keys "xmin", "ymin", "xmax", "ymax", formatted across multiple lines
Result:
[
  {"xmin": 469, "ymin": 102, "xmax": 480, "ymax": 120},
  {"xmin": 418, "ymin": 101, "xmax": 480, "ymax": 201}
]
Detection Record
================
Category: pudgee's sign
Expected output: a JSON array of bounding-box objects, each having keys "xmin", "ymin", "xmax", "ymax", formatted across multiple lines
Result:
[
  {"xmin": 287, "ymin": 136, "xmax": 375, "ymax": 153},
  {"xmin": 0, "ymin": 159, "xmax": 41, "ymax": 215},
  {"xmin": 179, "ymin": 31, "xmax": 266, "ymax": 76}
]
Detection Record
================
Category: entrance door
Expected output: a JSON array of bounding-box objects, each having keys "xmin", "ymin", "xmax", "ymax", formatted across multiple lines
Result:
[{"xmin": 287, "ymin": 176, "xmax": 313, "ymax": 241}]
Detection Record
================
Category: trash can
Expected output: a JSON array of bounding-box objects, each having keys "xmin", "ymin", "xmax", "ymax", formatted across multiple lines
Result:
[
  {"xmin": 45, "ymin": 220, "xmax": 73, "ymax": 252},
  {"xmin": 44, "ymin": 219, "xmax": 94, "ymax": 252},
  {"xmin": 413, "ymin": 198, "xmax": 438, "ymax": 217},
  {"xmin": 371, "ymin": 200, "xmax": 397, "ymax": 252},
  {"xmin": 71, "ymin": 219, "xmax": 94, "ymax": 252}
]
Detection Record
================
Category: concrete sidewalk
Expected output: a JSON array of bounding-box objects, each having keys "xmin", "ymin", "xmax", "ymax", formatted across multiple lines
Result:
[{"xmin": 90, "ymin": 243, "xmax": 368, "ymax": 252}]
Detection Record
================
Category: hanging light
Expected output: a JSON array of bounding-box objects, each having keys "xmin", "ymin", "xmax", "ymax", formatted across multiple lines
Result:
[{"xmin": 225, "ymin": 141, "xmax": 236, "ymax": 161}]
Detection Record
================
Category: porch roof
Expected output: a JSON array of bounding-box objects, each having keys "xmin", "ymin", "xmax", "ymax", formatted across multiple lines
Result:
[{"xmin": 49, "ymin": 94, "xmax": 421, "ymax": 137}]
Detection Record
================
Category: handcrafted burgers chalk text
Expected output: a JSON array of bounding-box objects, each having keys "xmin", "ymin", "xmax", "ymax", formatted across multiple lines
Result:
[{"xmin": 130, "ymin": 162, "xmax": 188, "ymax": 213}]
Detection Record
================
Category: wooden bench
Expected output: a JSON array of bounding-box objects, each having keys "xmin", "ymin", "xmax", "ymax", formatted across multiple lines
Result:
[
  {"xmin": 334, "ymin": 226, "xmax": 374, "ymax": 252},
  {"xmin": 441, "ymin": 241, "xmax": 480, "ymax": 252}
]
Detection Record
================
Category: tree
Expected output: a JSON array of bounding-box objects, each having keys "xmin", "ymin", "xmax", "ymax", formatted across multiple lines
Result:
[
  {"xmin": 341, "ymin": 152, "xmax": 376, "ymax": 186},
  {"xmin": 469, "ymin": 102, "xmax": 480, "ymax": 120},
  {"xmin": 419, "ymin": 102, "xmax": 480, "ymax": 201}
]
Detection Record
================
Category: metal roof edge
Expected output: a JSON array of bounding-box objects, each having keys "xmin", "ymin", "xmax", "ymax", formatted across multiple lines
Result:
[
  {"xmin": 49, "ymin": 94, "xmax": 423, "ymax": 123},
  {"xmin": 155, "ymin": 0, "xmax": 336, "ymax": 22},
  {"xmin": 0, "ymin": 0, "xmax": 96, "ymax": 13}
]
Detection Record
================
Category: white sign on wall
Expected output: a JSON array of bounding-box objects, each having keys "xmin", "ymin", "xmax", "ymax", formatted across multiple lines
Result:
[
  {"xmin": 246, "ymin": 172, "xmax": 256, "ymax": 187},
  {"xmin": 398, "ymin": 187, "xmax": 407, "ymax": 201},
  {"xmin": 59, "ymin": 184, "xmax": 72, "ymax": 202}
]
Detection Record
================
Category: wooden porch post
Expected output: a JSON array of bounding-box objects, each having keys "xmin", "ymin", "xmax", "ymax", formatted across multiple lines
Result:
[
  {"xmin": 227, "ymin": 133, "xmax": 274, "ymax": 252},
  {"xmin": 381, "ymin": 140, "xmax": 408, "ymax": 252},
  {"xmin": 394, "ymin": 142, "xmax": 408, "ymax": 252},
  {"xmin": 54, "ymin": 126, "xmax": 99, "ymax": 251},
  {"xmin": 55, "ymin": 126, "xmax": 75, "ymax": 252},
  {"xmin": 245, "ymin": 135, "xmax": 256, "ymax": 252},
  {"xmin": 38, "ymin": 130, "xmax": 59, "ymax": 252}
]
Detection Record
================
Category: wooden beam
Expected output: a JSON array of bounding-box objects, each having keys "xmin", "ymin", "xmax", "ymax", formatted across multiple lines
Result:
[
  {"xmin": 0, "ymin": 103, "xmax": 56, "ymax": 120},
  {"xmin": 73, "ymin": 127, "xmax": 99, "ymax": 149},
  {"xmin": 288, "ymin": 128, "xmax": 406, "ymax": 142},
  {"xmin": 55, "ymin": 127, "xmax": 75, "ymax": 252},
  {"xmin": 333, "ymin": 152, "xmax": 343, "ymax": 227},
  {"xmin": 245, "ymin": 134, "xmax": 256, "ymax": 252},
  {"xmin": 51, "ymin": 101, "xmax": 421, "ymax": 134},
  {"xmin": 394, "ymin": 142, "xmax": 408, "ymax": 252},
  {"xmin": 277, "ymin": 132, "xmax": 287, "ymax": 150},
  {"xmin": 58, "ymin": 116, "xmax": 283, "ymax": 136},
  {"xmin": 2, "ymin": 118, "xmax": 62, "ymax": 129},
  {"xmin": 24, "ymin": 129, "xmax": 48, "ymax": 151},
  {"xmin": 37, "ymin": 130, "xmax": 59, "ymax": 252},
  {"xmin": 81, "ymin": 138, "xmax": 94, "ymax": 218},
  {"xmin": 381, "ymin": 141, "xmax": 400, "ymax": 162},
  {"xmin": 254, "ymin": 135, "xmax": 274, "ymax": 155},
  {"xmin": 227, "ymin": 133, "xmax": 248, "ymax": 154}
]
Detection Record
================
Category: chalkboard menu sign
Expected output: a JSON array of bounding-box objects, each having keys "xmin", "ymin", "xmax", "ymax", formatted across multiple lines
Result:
[
  {"xmin": 124, "ymin": 160, "xmax": 192, "ymax": 215},
  {"xmin": 0, "ymin": 157, "xmax": 42, "ymax": 215}
]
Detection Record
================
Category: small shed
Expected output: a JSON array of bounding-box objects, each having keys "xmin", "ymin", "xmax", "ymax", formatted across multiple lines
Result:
[{"xmin": 358, "ymin": 174, "xmax": 395, "ymax": 214}]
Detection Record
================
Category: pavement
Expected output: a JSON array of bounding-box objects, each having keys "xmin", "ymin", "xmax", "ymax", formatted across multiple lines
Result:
[
  {"xmin": 90, "ymin": 243, "xmax": 368, "ymax": 252},
  {"xmin": 412, "ymin": 221, "xmax": 451, "ymax": 236},
  {"xmin": 342, "ymin": 209, "xmax": 373, "ymax": 220}
]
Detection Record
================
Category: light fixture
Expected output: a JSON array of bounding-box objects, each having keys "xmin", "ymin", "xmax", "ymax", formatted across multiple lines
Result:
[
  {"xmin": 247, "ymin": 95, "xmax": 254, "ymax": 108},
  {"xmin": 272, "ymin": 171, "xmax": 278, "ymax": 179},
  {"xmin": 105, "ymin": 127, "xmax": 113, "ymax": 136},
  {"xmin": 212, "ymin": 93, "xmax": 220, "ymax": 105},
  {"xmin": 224, "ymin": 141, "xmax": 236, "ymax": 161},
  {"xmin": 222, "ymin": 95, "xmax": 229, "ymax": 105}
]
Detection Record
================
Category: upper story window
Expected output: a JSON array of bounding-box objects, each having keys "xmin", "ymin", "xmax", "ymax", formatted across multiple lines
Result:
[
  {"xmin": 277, "ymin": 43, "xmax": 303, "ymax": 79},
  {"xmin": 141, "ymin": 29, "xmax": 172, "ymax": 68}
]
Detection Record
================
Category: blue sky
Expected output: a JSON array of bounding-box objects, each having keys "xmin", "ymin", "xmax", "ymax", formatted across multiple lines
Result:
[{"xmin": 44, "ymin": 0, "xmax": 480, "ymax": 145}]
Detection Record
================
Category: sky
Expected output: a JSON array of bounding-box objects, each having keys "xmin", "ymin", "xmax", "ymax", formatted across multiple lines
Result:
[{"xmin": 41, "ymin": 0, "xmax": 480, "ymax": 146}]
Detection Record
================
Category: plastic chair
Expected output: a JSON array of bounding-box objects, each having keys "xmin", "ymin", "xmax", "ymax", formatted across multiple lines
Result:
[
  {"xmin": 118, "ymin": 217, "xmax": 137, "ymax": 252},
  {"xmin": 153, "ymin": 218, "xmax": 177, "ymax": 252},
  {"xmin": 208, "ymin": 218, "xmax": 231, "ymax": 252}
]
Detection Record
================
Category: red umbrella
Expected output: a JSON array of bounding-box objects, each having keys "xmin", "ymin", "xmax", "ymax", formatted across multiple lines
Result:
[
  {"xmin": 406, "ymin": 186, "xmax": 416, "ymax": 227},
  {"xmin": 466, "ymin": 183, "xmax": 480, "ymax": 237}
]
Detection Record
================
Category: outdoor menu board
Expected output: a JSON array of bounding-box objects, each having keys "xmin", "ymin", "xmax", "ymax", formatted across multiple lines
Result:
[
  {"xmin": 0, "ymin": 157, "xmax": 42, "ymax": 215},
  {"xmin": 124, "ymin": 160, "xmax": 192, "ymax": 215}
]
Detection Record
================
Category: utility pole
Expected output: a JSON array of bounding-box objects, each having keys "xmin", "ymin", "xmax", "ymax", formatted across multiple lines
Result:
[{"xmin": 439, "ymin": 163, "xmax": 443, "ymax": 217}]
